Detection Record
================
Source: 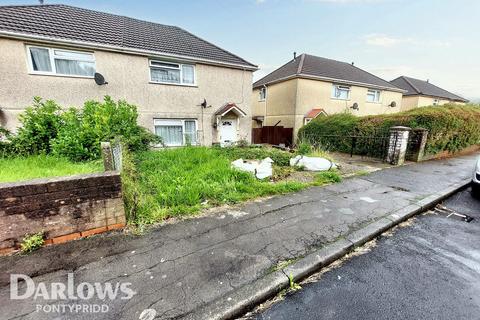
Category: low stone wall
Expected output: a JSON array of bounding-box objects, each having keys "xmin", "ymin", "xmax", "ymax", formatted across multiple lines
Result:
[{"xmin": 0, "ymin": 172, "xmax": 125, "ymax": 254}]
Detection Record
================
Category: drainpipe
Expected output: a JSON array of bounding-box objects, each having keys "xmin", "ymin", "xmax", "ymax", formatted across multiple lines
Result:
[{"xmin": 263, "ymin": 84, "xmax": 267, "ymax": 127}]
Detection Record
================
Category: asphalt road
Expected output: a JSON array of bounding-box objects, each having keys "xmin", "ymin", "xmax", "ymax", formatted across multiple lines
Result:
[{"xmin": 252, "ymin": 187, "xmax": 480, "ymax": 320}]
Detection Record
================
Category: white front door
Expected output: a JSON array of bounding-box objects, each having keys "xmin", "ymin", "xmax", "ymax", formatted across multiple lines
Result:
[{"xmin": 220, "ymin": 119, "xmax": 237, "ymax": 146}]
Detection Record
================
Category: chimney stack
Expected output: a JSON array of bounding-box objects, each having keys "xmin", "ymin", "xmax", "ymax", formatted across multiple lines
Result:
[
  {"xmin": 351, "ymin": 62, "xmax": 354, "ymax": 66},
  {"xmin": 426, "ymin": 79, "xmax": 429, "ymax": 83},
  {"xmin": 293, "ymin": 52, "xmax": 297, "ymax": 60}
]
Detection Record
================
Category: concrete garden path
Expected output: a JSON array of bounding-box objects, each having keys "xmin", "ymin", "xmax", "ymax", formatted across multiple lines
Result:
[{"xmin": 0, "ymin": 154, "xmax": 477, "ymax": 320}]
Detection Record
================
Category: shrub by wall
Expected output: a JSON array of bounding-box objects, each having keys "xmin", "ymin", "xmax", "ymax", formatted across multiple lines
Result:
[
  {"xmin": 4, "ymin": 96, "xmax": 160, "ymax": 161},
  {"xmin": 298, "ymin": 104, "xmax": 480, "ymax": 156}
]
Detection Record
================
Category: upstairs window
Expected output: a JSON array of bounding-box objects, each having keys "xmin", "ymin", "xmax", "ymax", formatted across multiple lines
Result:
[
  {"xmin": 27, "ymin": 45, "xmax": 95, "ymax": 77},
  {"xmin": 366, "ymin": 89, "xmax": 381, "ymax": 103},
  {"xmin": 259, "ymin": 87, "xmax": 267, "ymax": 101},
  {"xmin": 331, "ymin": 84, "xmax": 350, "ymax": 100},
  {"xmin": 150, "ymin": 60, "xmax": 195, "ymax": 85}
]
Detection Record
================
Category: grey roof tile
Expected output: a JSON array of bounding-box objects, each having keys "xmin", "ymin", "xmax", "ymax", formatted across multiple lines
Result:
[
  {"xmin": 390, "ymin": 76, "xmax": 468, "ymax": 102},
  {"xmin": 0, "ymin": 4, "xmax": 256, "ymax": 68},
  {"xmin": 253, "ymin": 53, "xmax": 400, "ymax": 90}
]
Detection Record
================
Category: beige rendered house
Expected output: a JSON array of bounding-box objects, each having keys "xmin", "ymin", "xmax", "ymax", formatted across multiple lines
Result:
[
  {"xmin": 252, "ymin": 54, "xmax": 404, "ymax": 141},
  {"xmin": 390, "ymin": 76, "xmax": 468, "ymax": 110},
  {"xmin": 0, "ymin": 4, "xmax": 257, "ymax": 146}
]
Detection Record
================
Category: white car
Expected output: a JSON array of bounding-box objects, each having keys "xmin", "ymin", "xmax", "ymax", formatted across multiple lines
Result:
[{"xmin": 473, "ymin": 156, "xmax": 480, "ymax": 195}]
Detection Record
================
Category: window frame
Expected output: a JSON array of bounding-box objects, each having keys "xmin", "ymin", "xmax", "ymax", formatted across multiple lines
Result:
[
  {"xmin": 331, "ymin": 84, "xmax": 351, "ymax": 100},
  {"xmin": 153, "ymin": 118, "xmax": 198, "ymax": 147},
  {"xmin": 366, "ymin": 89, "xmax": 381, "ymax": 103},
  {"xmin": 149, "ymin": 59, "xmax": 196, "ymax": 86},
  {"xmin": 26, "ymin": 45, "xmax": 96, "ymax": 78},
  {"xmin": 259, "ymin": 87, "xmax": 267, "ymax": 101}
]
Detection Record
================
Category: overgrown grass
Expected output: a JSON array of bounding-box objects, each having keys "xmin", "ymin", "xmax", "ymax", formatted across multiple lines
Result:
[
  {"xmin": 0, "ymin": 155, "xmax": 102, "ymax": 183},
  {"xmin": 216, "ymin": 145, "xmax": 293, "ymax": 166},
  {"xmin": 123, "ymin": 147, "xmax": 341, "ymax": 225}
]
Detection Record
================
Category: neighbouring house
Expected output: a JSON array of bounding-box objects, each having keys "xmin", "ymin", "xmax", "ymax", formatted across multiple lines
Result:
[
  {"xmin": 390, "ymin": 76, "xmax": 468, "ymax": 110},
  {"xmin": 0, "ymin": 4, "xmax": 257, "ymax": 146},
  {"xmin": 251, "ymin": 53, "xmax": 404, "ymax": 143}
]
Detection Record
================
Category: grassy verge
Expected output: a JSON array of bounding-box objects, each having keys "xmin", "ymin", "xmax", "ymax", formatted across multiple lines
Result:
[
  {"xmin": 0, "ymin": 155, "xmax": 103, "ymax": 183},
  {"xmin": 123, "ymin": 147, "xmax": 341, "ymax": 225}
]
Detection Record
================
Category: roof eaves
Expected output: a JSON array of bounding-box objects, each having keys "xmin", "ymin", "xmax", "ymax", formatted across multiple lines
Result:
[
  {"xmin": 254, "ymin": 73, "xmax": 407, "ymax": 92},
  {"xmin": 297, "ymin": 74, "xmax": 406, "ymax": 92},
  {"xmin": 0, "ymin": 30, "xmax": 258, "ymax": 71}
]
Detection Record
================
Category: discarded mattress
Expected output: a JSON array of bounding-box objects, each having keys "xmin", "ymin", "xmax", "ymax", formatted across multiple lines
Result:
[
  {"xmin": 289, "ymin": 155, "xmax": 336, "ymax": 171},
  {"xmin": 231, "ymin": 157, "xmax": 273, "ymax": 179}
]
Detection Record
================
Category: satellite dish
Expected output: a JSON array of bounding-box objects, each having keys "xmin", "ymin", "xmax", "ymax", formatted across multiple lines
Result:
[
  {"xmin": 389, "ymin": 101, "xmax": 397, "ymax": 108},
  {"xmin": 350, "ymin": 102, "xmax": 359, "ymax": 110},
  {"xmin": 94, "ymin": 72, "xmax": 108, "ymax": 85}
]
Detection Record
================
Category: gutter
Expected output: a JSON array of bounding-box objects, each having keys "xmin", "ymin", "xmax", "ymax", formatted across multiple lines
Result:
[
  {"xmin": 254, "ymin": 74, "xmax": 407, "ymax": 93},
  {"xmin": 0, "ymin": 30, "xmax": 258, "ymax": 71}
]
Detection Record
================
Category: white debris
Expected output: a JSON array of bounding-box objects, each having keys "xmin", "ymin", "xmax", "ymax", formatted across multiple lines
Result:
[
  {"xmin": 231, "ymin": 157, "xmax": 274, "ymax": 179},
  {"xmin": 289, "ymin": 155, "xmax": 336, "ymax": 171},
  {"xmin": 359, "ymin": 196, "xmax": 378, "ymax": 203}
]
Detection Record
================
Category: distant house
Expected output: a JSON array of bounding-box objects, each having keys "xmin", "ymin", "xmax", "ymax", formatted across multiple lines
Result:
[
  {"xmin": 0, "ymin": 4, "xmax": 257, "ymax": 146},
  {"xmin": 251, "ymin": 53, "xmax": 404, "ymax": 141},
  {"xmin": 390, "ymin": 76, "xmax": 468, "ymax": 110}
]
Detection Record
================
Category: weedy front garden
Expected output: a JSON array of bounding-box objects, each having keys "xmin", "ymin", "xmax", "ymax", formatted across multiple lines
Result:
[
  {"xmin": 1, "ymin": 96, "xmax": 341, "ymax": 227},
  {"xmin": 122, "ymin": 146, "xmax": 341, "ymax": 225}
]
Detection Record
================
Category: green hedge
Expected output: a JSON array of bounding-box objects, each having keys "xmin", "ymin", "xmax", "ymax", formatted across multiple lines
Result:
[{"xmin": 298, "ymin": 104, "xmax": 480, "ymax": 156}]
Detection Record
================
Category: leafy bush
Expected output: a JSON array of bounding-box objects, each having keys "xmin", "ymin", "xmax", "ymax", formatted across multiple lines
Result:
[
  {"xmin": 13, "ymin": 97, "xmax": 62, "ymax": 155},
  {"xmin": 7, "ymin": 96, "xmax": 160, "ymax": 161},
  {"xmin": 299, "ymin": 104, "xmax": 480, "ymax": 155},
  {"xmin": 20, "ymin": 232, "xmax": 44, "ymax": 253}
]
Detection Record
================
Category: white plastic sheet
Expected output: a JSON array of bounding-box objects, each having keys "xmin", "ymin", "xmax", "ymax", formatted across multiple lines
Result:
[
  {"xmin": 289, "ymin": 155, "xmax": 336, "ymax": 171},
  {"xmin": 231, "ymin": 157, "xmax": 274, "ymax": 179}
]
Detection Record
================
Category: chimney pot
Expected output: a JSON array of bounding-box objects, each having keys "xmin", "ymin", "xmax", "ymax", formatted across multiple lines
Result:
[{"xmin": 293, "ymin": 52, "xmax": 297, "ymax": 60}]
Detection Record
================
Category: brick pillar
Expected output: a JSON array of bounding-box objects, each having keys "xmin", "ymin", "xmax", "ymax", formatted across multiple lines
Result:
[
  {"xmin": 411, "ymin": 128, "xmax": 428, "ymax": 162},
  {"xmin": 387, "ymin": 126, "xmax": 411, "ymax": 165}
]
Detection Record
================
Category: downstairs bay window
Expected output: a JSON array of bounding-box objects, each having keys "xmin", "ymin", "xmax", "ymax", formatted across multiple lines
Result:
[{"xmin": 154, "ymin": 119, "xmax": 197, "ymax": 146}]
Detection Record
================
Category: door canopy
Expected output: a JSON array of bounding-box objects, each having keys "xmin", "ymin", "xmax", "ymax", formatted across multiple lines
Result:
[{"xmin": 215, "ymin": 103, "xmax": 247, "ymax": 118}]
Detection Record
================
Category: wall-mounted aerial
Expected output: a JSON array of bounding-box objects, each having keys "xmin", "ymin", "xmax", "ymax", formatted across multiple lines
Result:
[
  {"xmin": 94, "ymin": 73, "xmax": 108, "ymax": 86},
  {"xmin": 199, "ymin": 98, "xmax": 211, "ymax": 109}
]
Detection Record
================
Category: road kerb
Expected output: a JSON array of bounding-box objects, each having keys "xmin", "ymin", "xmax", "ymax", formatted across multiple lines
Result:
[{"xmin": 186, "ymin": 178, "xmax": 472, "ymax": 320}]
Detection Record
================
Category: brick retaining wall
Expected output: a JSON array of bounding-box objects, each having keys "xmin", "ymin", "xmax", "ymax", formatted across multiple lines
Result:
[{"xmin": 0, "ymin": 172, "xmax": 125, "ymax": 254}]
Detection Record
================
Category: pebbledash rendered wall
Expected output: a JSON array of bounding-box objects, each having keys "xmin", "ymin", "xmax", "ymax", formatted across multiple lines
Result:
[{"xmin": 0, "ymin": 172, "xmax": 125, "ymax": 254}]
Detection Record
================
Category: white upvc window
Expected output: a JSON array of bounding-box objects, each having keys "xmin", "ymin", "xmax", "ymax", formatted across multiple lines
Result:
[
  {"xmin": 149, "ymin": 60, "xmax": 195, "ymax": 85},
  {"xmin": 331, "ymin": 84, "xmax": 351, "ymax": 100},
  {"xmin": 259, "ymin": 87, "xmax": 267, "ymax": 101},
  {"xmin": 154, "ymin": 119, "xmax": 197, "ymax": 146},
  {"xmin": 366, "ymin": 89, "xmax": 381, "ymax": 103},
  {"xmin": 26, "ymin": 45, "xmax": 95, "ymax": 77}
]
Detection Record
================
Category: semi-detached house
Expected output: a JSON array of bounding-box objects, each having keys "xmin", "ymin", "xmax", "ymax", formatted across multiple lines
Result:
[
  {"xmin": 252, "ymin": 53, "xmax": 405, "ymax": 141},
  {"xmin": 0, "ymin": 4, "xmax": 257, "ymax": 146}
]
